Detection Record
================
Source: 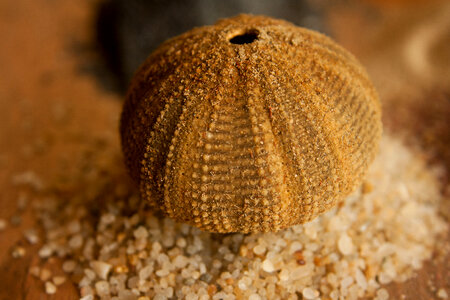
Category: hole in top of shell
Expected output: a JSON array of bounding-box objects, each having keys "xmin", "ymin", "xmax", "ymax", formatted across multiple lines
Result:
[{"xmin": 229, "ymin": 29, "xmax": 259, "ymax": 44}]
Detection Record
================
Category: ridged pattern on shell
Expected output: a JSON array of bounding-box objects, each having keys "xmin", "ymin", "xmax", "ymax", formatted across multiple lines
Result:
[{"xmin": 120, "ymin": 15, "xmax": 382, "ymax": 233}]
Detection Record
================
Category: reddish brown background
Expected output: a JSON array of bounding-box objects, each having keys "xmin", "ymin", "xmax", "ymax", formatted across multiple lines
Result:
[{"xmin": 0, "ymin": 0, "xmax": 448, "ymax": 299}]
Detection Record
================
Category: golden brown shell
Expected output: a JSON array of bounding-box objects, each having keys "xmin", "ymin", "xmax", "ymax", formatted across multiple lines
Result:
[{"xmin": 120, "ymin": 15, "xmax": 382, "ymax": 233}]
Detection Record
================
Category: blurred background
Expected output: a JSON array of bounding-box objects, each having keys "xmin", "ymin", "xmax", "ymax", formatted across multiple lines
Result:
[
  {"xmin": 95, "ymin": 0, "xmax": 326, "ymax": 90},
  {"xmin": 94, "ymin": 0, "xmax": 450, "ymax": 93},
  {"xmin": 0, "ymin": 0, "xmax": 448, "ymax": 299},
  {"xmin": 98, "ymin": 0, "xmax": 448, "ymax": 190}
]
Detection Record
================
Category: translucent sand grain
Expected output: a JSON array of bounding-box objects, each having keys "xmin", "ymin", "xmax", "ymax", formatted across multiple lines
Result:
[{"xmin": 30, "ymin": 135, "xmax": 447, "ymax": 299}]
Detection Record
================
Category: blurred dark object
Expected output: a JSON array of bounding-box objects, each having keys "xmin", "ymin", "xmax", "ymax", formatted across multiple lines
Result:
[{"xmin": 96, "ymin": 0, "xmax": 325, "ymax": 92}]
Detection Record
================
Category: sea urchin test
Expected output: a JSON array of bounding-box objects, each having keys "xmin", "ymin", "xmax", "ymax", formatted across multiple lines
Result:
[{"xmin": 120, "ymin": 14, "xmax": 382, "ymax": 233}]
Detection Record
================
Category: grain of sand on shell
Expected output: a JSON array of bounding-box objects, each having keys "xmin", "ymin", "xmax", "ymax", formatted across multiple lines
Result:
[{"xmin": 24, "ymin": 134, "xmax": 447, "ymax": 300}]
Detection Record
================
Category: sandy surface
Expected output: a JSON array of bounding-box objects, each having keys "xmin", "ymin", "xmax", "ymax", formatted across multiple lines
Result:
[{"xmin": 0, "ymin": 0, "xmax": 448, "ymax": 299}]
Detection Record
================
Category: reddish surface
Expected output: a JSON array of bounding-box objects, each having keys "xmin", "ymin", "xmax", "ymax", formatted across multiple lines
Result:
[{"xmin": 0, "ymin": 1, "xmax": 448, "ymax": 299}]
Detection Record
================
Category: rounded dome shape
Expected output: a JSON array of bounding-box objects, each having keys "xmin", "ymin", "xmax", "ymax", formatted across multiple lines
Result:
[{"xmin": 120, "ymin": 14, "xmax": 382, "ymax": 233}]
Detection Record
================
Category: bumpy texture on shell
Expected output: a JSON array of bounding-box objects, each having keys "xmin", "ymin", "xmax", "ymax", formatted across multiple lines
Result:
[{"xmin": 120, "ymin": 15, "xmax": 382, "ymax": 233}]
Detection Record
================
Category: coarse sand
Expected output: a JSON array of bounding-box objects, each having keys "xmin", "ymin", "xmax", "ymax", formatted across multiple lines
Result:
[{"xmin": 22, "ymin": 134, "xmax": 447, "ymax": 299}]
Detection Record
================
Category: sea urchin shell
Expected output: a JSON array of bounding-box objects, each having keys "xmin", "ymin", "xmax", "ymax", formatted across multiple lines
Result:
[{"xmin": 120, "ymin": 14, "xmax": 382, "ymax": 233}]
